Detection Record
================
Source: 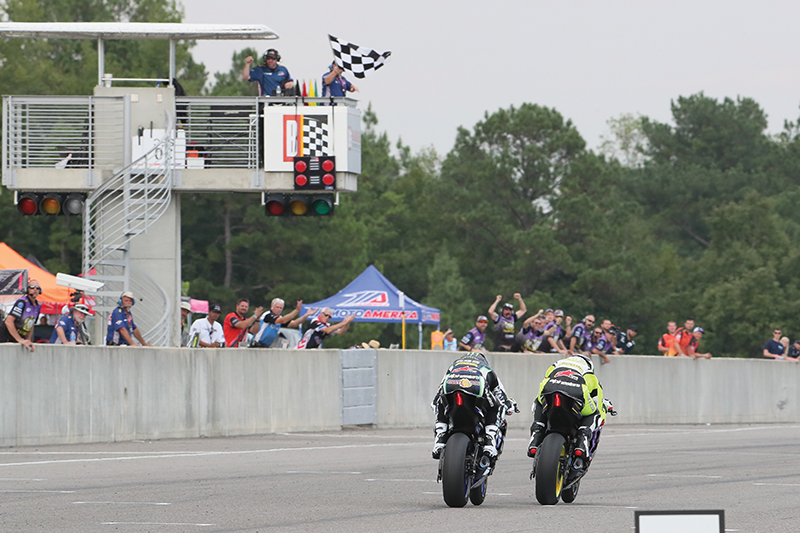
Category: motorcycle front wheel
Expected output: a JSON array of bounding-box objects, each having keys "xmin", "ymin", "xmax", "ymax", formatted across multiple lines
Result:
[
  {"xmin": 535, "ymin": 433, "xmax": 567, "ymax": 505},
  {"xmin": 442, "ymin": 432, "xmax": 471, "ymax": 507},
  {"xmin": 562, "ymin": 479, "xmax": 579, "ymax": 503},
  {"xmin": 469, "ymin": 477, "xmax": 487, "ymax": 506}
]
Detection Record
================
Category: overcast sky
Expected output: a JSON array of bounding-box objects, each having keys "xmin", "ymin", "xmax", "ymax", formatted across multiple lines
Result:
[{"xmin": 183, "ymin": 0, "xmax": 800, "ymax": 157}]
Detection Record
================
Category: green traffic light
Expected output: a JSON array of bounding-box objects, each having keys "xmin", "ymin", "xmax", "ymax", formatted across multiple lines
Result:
[{"xmin": 312, "ymin": 197, "xmax": 332, "ymax": 215}]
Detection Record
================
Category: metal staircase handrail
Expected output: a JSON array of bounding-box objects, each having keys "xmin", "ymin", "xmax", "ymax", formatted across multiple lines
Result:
[
  {"xmin": 83, "ymin": 111, "xmax": 175, "ymax": 346},
  {"xmin": 83, "ymin": 111, "xmax": 175, "ymax": 273},
  {"xmin": 129, "ymin": 263, "xmax": 171, "ymax": 346}
]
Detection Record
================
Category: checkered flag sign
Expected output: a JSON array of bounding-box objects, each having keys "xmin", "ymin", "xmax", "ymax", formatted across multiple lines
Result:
[
  {"xmin": 303, "ymin": 117, "xmax": 329, "ymax": 157},
  {"xmin": 329, "ymin": 35, "xmax": 391, "ymax": 79}
]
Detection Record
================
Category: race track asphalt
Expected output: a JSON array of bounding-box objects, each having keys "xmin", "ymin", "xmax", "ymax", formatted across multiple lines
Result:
[{"xmin": 0, "ymin": 423, "xmax": 798, "ymax": 532}]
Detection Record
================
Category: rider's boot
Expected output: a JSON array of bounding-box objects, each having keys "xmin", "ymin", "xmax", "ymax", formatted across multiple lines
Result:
[
  {"xmin": 483, "ymin": 424, "xmax": 499, "ymax": 458},
  {"xmin": 528, "ymin": 402, "xmax": 546, "ymax": 458},
  {"xmin": 476, "ymin": 425, "xmax": 499, "ymax": 478},
  {"xmin": 573, "ymin": 426, "xmax": 592, "ymax": 460},
  {"xmin": 432, "ymin": 422, "xmax": 448, "ymax": 460},
  {"xmin": 567, "ymin": 426, "xmax": 592, "ymax": 484},
  {"xmin": 527, "ymin": 422, "xmax": 545, "ymax": 458}
]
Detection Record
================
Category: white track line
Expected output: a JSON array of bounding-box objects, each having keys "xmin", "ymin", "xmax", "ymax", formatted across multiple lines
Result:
[
  {"xmin": 365, "ymin": 478, "xmax": 437, "ymax": 482},
  {"xmin": 74, "ymin": 501, "xmax": 171, "ymax": 505},
  {"xmin": 647, "ymin": 474, "xmax": 723, "ymax": 479},
  {"xmin": 102, "ymin": 522, "xmax": 214, "ymax": 527},
  {"xmin": 0, "ymin": 442, "xmax": 419, "ymax": 468},
  {"xmin": 0, "ymin": 489, "xmax": 75, "ymax": 493},
  {"xmin": 286, "ymin": 471, "xmax": 362, "ymax": 474}
]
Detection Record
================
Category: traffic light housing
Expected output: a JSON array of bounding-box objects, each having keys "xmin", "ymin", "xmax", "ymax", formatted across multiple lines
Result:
[
  {"xmin": 265, "ymin": 193, "xmax": 335, "ymax": 216},
  {"xmin": 16, "ymin": 192, "xmax": 86, "ymax": 216},
  {"xmin": 293, "ymin": 156, "xmax": 335, "ymax": 191}
]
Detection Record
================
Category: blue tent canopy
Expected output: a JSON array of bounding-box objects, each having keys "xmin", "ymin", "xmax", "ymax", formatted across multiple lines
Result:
[{"xmin": 301, "ymin": 265, "xmax": 440, "ymax": 326}]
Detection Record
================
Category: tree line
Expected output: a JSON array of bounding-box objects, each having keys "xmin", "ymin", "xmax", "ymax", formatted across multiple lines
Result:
[{"xmin": 2, "ymin": 0, "xmax": 799, "ymax": 357}]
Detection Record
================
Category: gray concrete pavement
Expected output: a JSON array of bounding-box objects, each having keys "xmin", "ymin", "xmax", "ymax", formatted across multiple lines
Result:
[{"xmin": 0, "ymin": 424, "xmax": 798, "ymax": 532}]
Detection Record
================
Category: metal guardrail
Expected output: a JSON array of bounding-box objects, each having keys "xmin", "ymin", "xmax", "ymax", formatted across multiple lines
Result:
[{"xmin": 2, "ymin": 95, "xmax": 124, "ymax": 179}]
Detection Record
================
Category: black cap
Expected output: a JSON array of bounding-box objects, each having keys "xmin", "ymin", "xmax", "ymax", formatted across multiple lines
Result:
[{"xmin": 209, "ymin": 304, "xmax": 221, "ymax": 313}]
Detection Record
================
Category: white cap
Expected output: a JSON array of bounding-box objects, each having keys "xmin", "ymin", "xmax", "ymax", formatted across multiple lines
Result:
[{"xmin": 73, "ymin": 303, "xmax": 94, "ymax": 316}]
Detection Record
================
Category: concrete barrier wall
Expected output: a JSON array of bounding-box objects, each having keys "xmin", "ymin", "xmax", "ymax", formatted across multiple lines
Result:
[
  {"xmin": 3, "ymin": 345, "xmax": 800, "ymax": 447},
  {"xmin": 0, "ymin": 345, "xmax": 341, "ymax": 447},
  {"xmin": 377, "ymin": 351, "xmax": 800, "ymax": 428}
]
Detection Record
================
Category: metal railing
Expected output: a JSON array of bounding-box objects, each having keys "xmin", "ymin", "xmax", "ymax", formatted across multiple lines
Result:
[
  {"xmin": 130, "ymin": 263, "xmax": 171, "ymax": 346},
  {"xmin": 2, "ymin": 95, "xmax": 125, "ymax": 179},
  {"xmin": 3, "ymin": 95, "xmax": 359, "ymax": 178},
  {"xmin": 83, "ymin": 111, "xmax": 174, "ymax": 346},
  {"xmin": 176, "ymin": 97, "xmax": 258, "ymax": 169}
]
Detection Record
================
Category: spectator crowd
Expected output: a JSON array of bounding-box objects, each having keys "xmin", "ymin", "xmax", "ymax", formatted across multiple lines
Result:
[
  {"xmin": 441, "ymin": 295, "xmax": 716, "ymax": 363},
  {"xmin": 0, "ymin": 285, "xmax": 795, "ymax": 360}
]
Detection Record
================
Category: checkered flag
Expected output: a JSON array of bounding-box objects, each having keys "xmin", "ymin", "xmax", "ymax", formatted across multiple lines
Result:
[
  {"xmin": 328, "ymin": 35, "xmax": 391, "ymax": 79},
  {"xmin": 303, "ymin": 117, "xmax": 329, "ymax": 157}
]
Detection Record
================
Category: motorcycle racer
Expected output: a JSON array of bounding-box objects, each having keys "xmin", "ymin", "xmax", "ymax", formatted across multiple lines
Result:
[
  {"xmin": 431, "ymin": 352, "xmax": 517, "ymax": 472},
  {"xmin": 527, "ymin": 354, "xmax": 615, "ymax": 479}
]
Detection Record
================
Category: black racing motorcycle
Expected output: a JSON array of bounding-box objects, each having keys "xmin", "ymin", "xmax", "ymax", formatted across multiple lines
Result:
[
  {"xmin": 531, "ymin": 383, "xmax": 615, "ymax": 505},
  {"xmin": 436, "ymin": 376, "xmax": 509, "ymax": 508}
]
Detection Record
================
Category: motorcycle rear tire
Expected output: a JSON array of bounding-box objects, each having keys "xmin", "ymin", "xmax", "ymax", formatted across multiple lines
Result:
[
  {"xmin": 442, "ymin": 432, "xmax": 471, "ymax": 507},
  {"xmin": 562, "ymin": 479, "xmax": 579, "ymax": 503},
  {"xmin": 535, "ymin": 433, "xmax": 567, "ymax": 505}
]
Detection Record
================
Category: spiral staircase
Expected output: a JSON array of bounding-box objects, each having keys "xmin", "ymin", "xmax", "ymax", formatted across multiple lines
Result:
[{"xmin": 82, "ymin": 112, "xmax": 175, "ymax": 346}]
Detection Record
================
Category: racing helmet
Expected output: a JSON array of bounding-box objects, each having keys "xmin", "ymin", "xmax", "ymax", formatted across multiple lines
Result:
[
  {"xmin": 574, "ymin": 353, "xmax": 594, "ymax": 372},
  {"xmin": 466, "ymin": 349, "xmax": 489, "ymax": 365}
]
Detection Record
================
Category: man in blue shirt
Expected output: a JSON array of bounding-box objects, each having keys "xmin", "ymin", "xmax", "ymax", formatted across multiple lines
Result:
[
  {"xmin": 763, "ymin": 327, "xmax": 786, "ymax": 359},
  {"xmin": 242, "ymin": 48, "xmax": 294, "ymax": 96},
  {"xmin": 322, "ymin": 63, "xmax": 359, "ymax": 97},
  {"xmin": 51, "ymin": 303, "xmax": 93, "ymax": 344},
  {"xmin": 106, "ymin": 291, "xmax": 151, "ymax": 346}
]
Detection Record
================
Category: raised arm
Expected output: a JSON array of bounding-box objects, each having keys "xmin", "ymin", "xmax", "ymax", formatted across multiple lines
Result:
[
  {"xmin": 514, "ymin": 293, "xmax": 527, "ymax": 319},
  {"xmin": 321, "ymin": 314, "xmax": 355, "ymax": 335},
  {"xmin": 288, "ymin": 308, "xmax": 313, "ymax": 329},
  {"xmin": 242, "ymin": 56, "xmax": 254, "ymax": 81},
  {"xmin": 276, "ymin": 301, "xmax": 302, "ymax": 325},
  {"xmin": 488, "ymin": 295, "xmax": 502, "ymax": 321}
]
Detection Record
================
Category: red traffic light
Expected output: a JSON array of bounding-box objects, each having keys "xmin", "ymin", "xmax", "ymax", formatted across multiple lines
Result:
[
  {"xmin": 265, "ymin": 194, "xmax": 287, "ymax": 215},
  {"xmin": 322, "ymin": 159, "xmax": 334, "ymax": 172},
  {"xmin": 17, "ymin": 193, "xmax": 39, "ymax": 215},
  {"xmin": 322, "ymin": 173, "xmax": 335, "ymax": 186},
  {"xmin": 295, "ymin": 160, "xmax": 307, "ymax": 173},
  {"xmin": 295, "ymin": 174, "xmax": 308, "ymax": 187}
]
